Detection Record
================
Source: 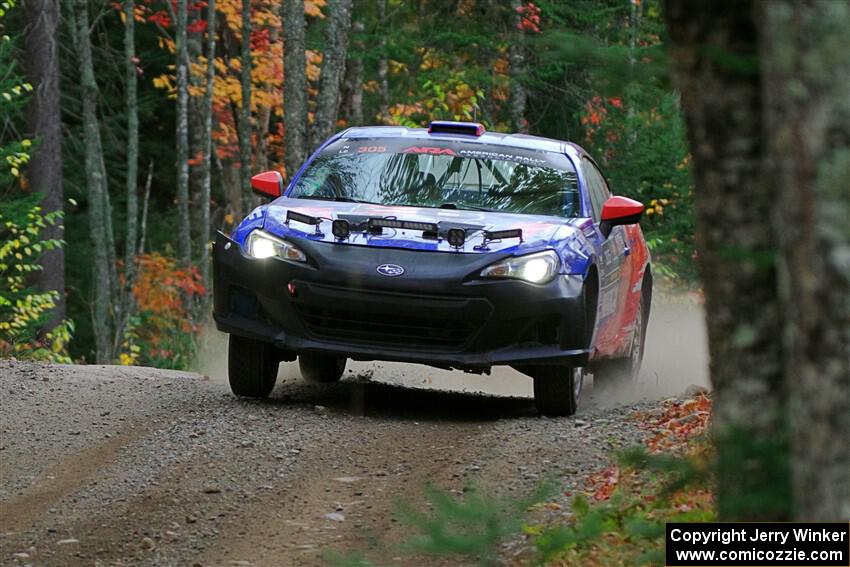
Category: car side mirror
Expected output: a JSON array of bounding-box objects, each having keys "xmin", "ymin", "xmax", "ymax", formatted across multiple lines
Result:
[
  {"xmin": 251, "ymin": 170, "xmax": 284, "ymax": 199},
  {"xmin": 600, "ymin": 196, "xmax": 643, "ymax": 238}
]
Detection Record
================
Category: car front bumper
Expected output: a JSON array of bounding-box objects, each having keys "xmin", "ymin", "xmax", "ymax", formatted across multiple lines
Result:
[{"xmin": 213, "ymin": 231, "xmax": 591, "ymax": 370}]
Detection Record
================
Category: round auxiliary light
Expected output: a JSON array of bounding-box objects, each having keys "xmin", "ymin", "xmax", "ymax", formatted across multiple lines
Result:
[
  {"xmin": 331, "ymin": 219, "xmax": 351, "ymax": 240},
  {"xmin": 447, "ymin": 228, "xmax": 466, "ymax": 248}
]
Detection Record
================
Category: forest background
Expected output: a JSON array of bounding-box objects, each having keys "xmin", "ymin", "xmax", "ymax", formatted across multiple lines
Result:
[{"xmin": 1, "ymin": 0, "xmax": 693, "ymax": 366}]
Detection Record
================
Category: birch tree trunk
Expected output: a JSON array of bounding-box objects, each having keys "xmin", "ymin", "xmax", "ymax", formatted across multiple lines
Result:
[
  {"xmin": 311, "ymin": 0, "xmax": 353, "ymax": 149},
  {"xmin": 72, "ymin": 0, "xmax": 113, "ymax": 363},
  {"xmin": 238, "ymin": 0, "xmax": 253, "ymax": 213},
  {"xmin": 663, "ymin": 0, "xmax": 789, "ymax": 520},
  {"xmin": 102, "ymin": 156, "xmax": 120, "ymax": 326},
  {"xmin": 176, "ymin": 0, "xmax": 192, "ymax": 272},
  {"xmin": 117, "ymin": 0, "xmax": 139, "ymax": 344},
  {"xmin": 24, "ymin": 0, "xmax": 64, "ymax": 329},
  {"xmin": 139, "ymin": 161, "xmax": 153, "ymax": 256},
  {"xmin": 282, "ymin": 0, "xmax": 307, "ymax": 180},
  {"xmin": 200, "ymin": 0, "xmax": 217, "ymax": 310},
  {"xmin": 760, "ymin": 0, "xmax": 850, "ymax": 521}
]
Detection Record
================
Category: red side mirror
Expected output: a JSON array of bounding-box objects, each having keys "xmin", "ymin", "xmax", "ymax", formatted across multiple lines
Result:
[
  {"xmin": 251, "ymin": 170, "xmax": 284, "ymax": 199},
  {"xmin": 600, "ymin": 196, "xmax": 644, "ymax": 237},
  {"xmin": 601, "ymin": 195, "xmax": 644, "ymax": 222}
]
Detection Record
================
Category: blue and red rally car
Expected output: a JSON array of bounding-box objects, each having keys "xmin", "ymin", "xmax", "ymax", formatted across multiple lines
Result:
[{"xmin": 213, "ymin": 121, "xmax": 651, "ymax": 415}]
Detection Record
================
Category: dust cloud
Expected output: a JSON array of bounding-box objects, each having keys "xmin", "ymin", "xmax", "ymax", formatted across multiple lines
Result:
[
  {"xmin": 193, "ymin": 294, "xmax": 710, "ymax": 406},
  {"xmin": 192, "ymin": 323, "xmax": 230, "ymax": 385}
]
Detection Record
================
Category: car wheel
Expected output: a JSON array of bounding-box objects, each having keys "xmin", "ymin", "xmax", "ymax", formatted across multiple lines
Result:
[
  {"xmin": 594, "ymin": 297, "xmax": 645, "ymax": 390},
  {"xmin": 299, "ymin": 353, "xmax": 346, "ymax": 383},
  {"xmin": 228, "ymin": 335, "xmax": 279, "ymax": 398},
  {"xmin": 533, "ymin": 365, "xmax": 583, "ymax": 417}
]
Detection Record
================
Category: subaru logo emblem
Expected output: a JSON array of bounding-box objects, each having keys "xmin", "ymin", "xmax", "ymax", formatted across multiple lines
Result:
[{"xmin": 376, "ymin": 263, "xmax": 405, "ymax": 277}]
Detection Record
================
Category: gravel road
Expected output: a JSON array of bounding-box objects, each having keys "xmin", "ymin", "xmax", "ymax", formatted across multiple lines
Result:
[{"xmin": 0, "ymin": 301, "xmax": 707, "ymax": 566}]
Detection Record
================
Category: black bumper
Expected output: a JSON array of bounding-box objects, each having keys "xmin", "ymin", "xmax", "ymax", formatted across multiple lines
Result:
[{"xmin": 213, "ymin": 231, "xmax": 590, "ymax": 370}]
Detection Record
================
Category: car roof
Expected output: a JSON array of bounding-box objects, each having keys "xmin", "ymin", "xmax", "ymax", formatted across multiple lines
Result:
[{"xmin": 336, "ymin": 125, "xmax": 589, "ymax": 161}]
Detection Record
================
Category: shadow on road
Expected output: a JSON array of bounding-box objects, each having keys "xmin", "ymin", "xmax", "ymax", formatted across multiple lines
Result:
[
  {"xmin": 259, "ymin": 378, "xmax": 540, "ymax": 421},
  {"xmin": 202, "ymin": 297, "xmax": 709, "ymax": 422}
]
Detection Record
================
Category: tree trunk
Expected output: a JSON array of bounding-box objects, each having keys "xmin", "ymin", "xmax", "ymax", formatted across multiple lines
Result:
[
  {"xmin": 311, "ymin": 0, "xmax": 353, "ymax": 149},
  {"xmin": 117, "ymin": 0, "xmax": 139, "ymax": 346},
  {"xmin": 256, "ymin": 24, "xmax": 277, "ymax": 172},
  {"xmin": 139, "ymin": 161, "xmax": 153, "ymax": 256},
  {"xmin": 200, "ymin": 0, "xmax": 217, "ymax": 311},
  {"xmin": 340, "ymin": 20, "xmax": 364, "ymax": 126},
  {"xmin": 759, "ymin": 0, "xmax": 850, "ymax": 521},
  {"xmin": 282, "ymin": 0, "xmax": 307, "ymax": 180},
  {"xmin": 508, "ymin": 0, "xmax": 527, "ymax": 133},
  {"xmin": 102, "ymin": 153, "xmax": 120, "ymax": 323},
  {"xmin": 238, "ymin": 0, "xmax": 253, "ymax": 213},
  {"xmin": 176, "ymin": 0, "xmax": 192, "ymax": 273},
  {"xmin": 222, "ymin": 158, "xmax": 243, "ymax": 224},
  {"xmin": 187, "ymin": 0, "xmax": 205, "ymax": 236},
  {"xmin": 376, "ymin": 0, "xmax": 389, "ymax": 121},
  {"xmin": 72, "ymin": 0, "xmax": 113, "ymax": 363},
  {"xmin": 24, "ymin": 0, "xmax": 64, "ymax": 330},
  {"xmin": 663, "ymin": 0, "xmax": 789, "ymax": 520}
]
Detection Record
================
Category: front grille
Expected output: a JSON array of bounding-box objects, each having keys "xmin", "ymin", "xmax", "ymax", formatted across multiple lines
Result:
[{"xmin": 293, "ymin": 291, "xmax": 486, "ymax": 351}]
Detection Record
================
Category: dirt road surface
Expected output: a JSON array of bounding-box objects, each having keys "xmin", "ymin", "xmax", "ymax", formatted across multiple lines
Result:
[{"xmin": 0, "ymin": 301, "xmax": 707, "ymax": 566}]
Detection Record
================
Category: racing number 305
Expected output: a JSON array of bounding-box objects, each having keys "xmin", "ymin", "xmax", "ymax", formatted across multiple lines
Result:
[{"xmin": 357, "ymin": 146, "xmax": 386, "ymax": 153}]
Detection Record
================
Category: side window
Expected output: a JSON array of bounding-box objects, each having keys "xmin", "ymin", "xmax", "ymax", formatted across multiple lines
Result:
[
  {"xmin": 581, "ymin": 158, "xmax": 605, "ymax": 221},
  {"xmin": 594, "ymin": 163, "xmax": 612, "ymax": 200}
]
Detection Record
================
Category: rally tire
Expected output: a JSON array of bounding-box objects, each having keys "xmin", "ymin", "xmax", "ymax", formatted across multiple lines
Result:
[
  {"xmin": 228, "ymin": 335, "xmax": 279, "ymax": 398},
  {"xmin": 299, "ymin": 353, "xmax": 347, "ymax": 383},
  {"xmin": 533, "ymin": 365, "xmax": 582, "ymax": 417},
  {"xmin": 594, "ymin": 296, "xmax": 646, "ymax": 391}
]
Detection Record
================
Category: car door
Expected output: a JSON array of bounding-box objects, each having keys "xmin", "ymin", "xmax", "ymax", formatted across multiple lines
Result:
[{"xmin": 581, "ymin": 158, "xmax": 627, "ymax": 359}]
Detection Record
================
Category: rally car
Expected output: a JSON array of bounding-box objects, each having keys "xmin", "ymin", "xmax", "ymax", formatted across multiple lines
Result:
[{"xmin": 213, "ymin": 121, "xmax": 651, "ymax": 416}]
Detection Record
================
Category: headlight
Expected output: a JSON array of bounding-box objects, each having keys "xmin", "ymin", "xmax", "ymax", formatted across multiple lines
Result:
[
  {"xmin": 244, "ymin": 229, "xmax": 307, "ymax": 262},
  {"xmin": 480, "ymin": 250, "xmax": 560, "ymax": 284}
]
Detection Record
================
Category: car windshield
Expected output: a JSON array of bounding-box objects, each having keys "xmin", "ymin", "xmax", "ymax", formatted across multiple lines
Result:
[{"xmin": 288, "ymin": 138, "xmax": 581, "ymax": 217}]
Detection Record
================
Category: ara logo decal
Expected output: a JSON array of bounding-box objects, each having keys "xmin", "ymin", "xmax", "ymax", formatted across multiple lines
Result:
[
  {"xmin": 401, "ymin": 146, "xmax": 458, "ymax": 156},
  {"xmin": 376, "ymin": 264, "xmax": 405, "ymax": 277}
]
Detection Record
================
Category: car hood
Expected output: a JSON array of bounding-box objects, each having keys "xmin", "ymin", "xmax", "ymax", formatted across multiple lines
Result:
[{"xmin": 260, "ymin": 198, "xmax": 585, "ymax": 254}]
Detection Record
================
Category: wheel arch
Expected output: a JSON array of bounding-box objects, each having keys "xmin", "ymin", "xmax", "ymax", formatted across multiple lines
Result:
[{"xmin": 583, "ymin": 263, "xmax": 600, "ymax": 350}]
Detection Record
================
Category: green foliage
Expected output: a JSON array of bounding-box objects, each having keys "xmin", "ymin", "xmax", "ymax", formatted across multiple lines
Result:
[
  {"xmin": 123, "ymin": 310, "xmax": 199, "ymax": 370},
  {"xmin": 395, "ymin": 483, "xmax": 552, "ymax": 565},
  {"xmin": 1, "ymin": 0, "xmax": 33, "ymax": 192},
  {"xmin": 331, "ymin": 437, "xmax": 716, "ymax": 567},
  {"xmin": 0, "ymin": 3, "xmax": 72, "ymax": 363},
  {"xmin": 0, "ymin": 197, "xmax": 73, "ymax": 362},
  {"xmin": 533, "ymin": 443, "xmax": 715, "ymax": 565},
  {"xmin": 620, "ymin": 445, "xmax": 713, "ymax": 497}
]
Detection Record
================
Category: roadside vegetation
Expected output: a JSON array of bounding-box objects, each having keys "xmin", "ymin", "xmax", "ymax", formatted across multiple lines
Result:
[{"xmin": 330, "ymin": 392, "xmax": 713, "ymax": 566}]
